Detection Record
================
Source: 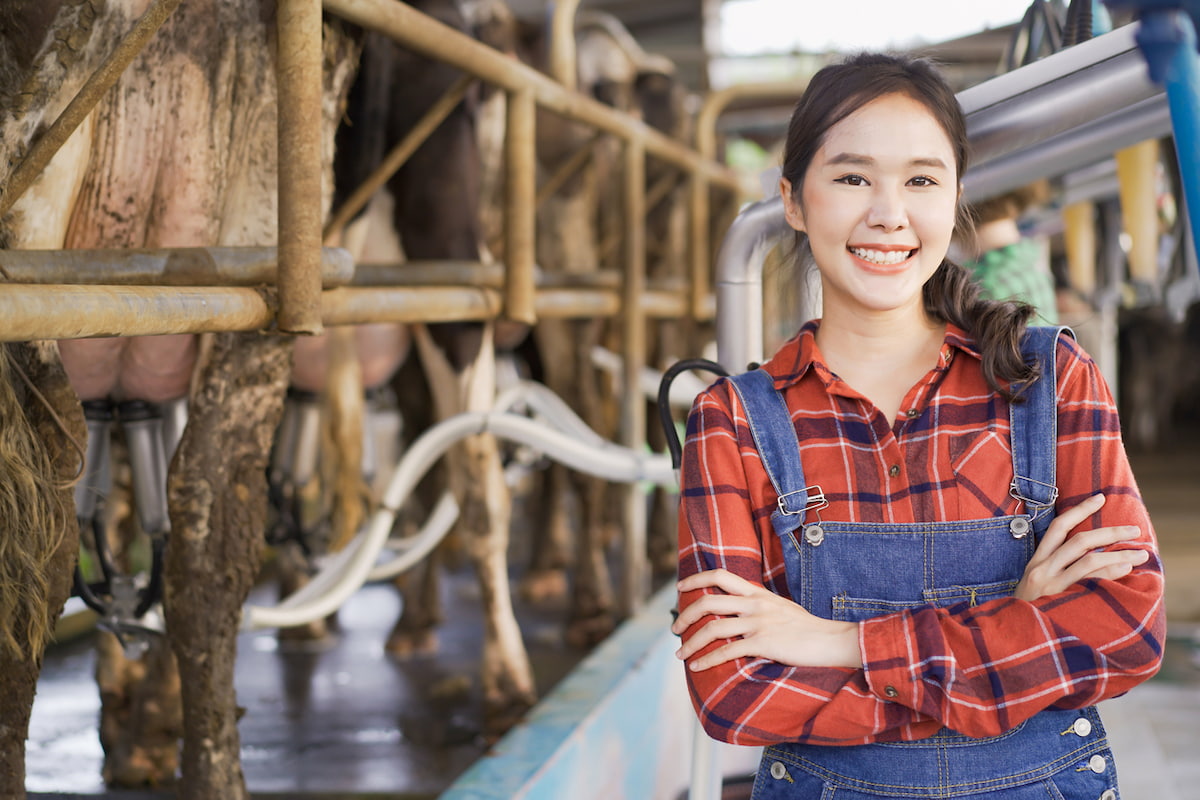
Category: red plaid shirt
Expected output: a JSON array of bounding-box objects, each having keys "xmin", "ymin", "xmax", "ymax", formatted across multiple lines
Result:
[{"xmin": 677, "ymin": 321, "xmax": 1165, "ymax": 746}]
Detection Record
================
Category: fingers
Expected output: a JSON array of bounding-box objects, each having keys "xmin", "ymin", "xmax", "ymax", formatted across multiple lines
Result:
[
  {"xmin": 675, "ymin": 617, "xmax": 754, "ymax": 661},
  {"xmin": 676, "ymin": 568, "xmax": 758, "ymax": 597},
  {"xmin": 671, "ymin": 592, "xmax": 757, "ymax": 634},
  {"xmin": 1060, "ymin": 548, "xmax": 1150, "ymax": 587},
  {"xmin": 1037, "ymin": 493, "xmax": 1106, "ymax": 554},
  {"xmin": 1044, "ymin": 524, "xmax": 1141, "ymax": 571}
]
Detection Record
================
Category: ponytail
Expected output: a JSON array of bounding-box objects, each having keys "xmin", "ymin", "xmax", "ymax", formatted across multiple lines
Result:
[{"xmin": 923, "ymin": 260, "xmax": 1038, "ymax": 400}]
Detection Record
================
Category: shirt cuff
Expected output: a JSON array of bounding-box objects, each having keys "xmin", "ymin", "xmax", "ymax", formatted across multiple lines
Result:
[{"xmin": 860, "ymin": 612, "xmax": 920, "ymax": 708}]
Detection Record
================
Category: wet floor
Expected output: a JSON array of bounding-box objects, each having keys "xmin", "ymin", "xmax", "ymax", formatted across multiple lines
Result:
[
  {"xmin": 29, "ymin": 567, "xmax": 590, "ymax": 800},
  {"xmin": 26, "ymin": 426, "xmax": 1200, "ymax": 800}
]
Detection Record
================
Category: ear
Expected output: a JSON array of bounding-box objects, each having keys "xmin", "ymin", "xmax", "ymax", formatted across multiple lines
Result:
[{"xmin": 779, "ymin": 177, "xmax": 805, "ymax": 233}]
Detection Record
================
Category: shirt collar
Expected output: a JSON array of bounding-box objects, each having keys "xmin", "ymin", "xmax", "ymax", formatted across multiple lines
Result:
[{"xmin": 760, "ymin": 319, "xmax": 982, "ymax": 392}]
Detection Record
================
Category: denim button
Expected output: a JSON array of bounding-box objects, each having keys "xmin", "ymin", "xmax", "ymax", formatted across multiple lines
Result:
[
  {"xmin": 1009, "ymin": 517, "xmax": 1031, "ymax": 538},
  {"xmin": 1099, "ymin": 791, "xmax": 1116, "ymax": 800},
  {"xmin": 803, "ymin": 525, "xmax": 825, "ymax": 546},
  {"xmin": 770, "ymin": 761, "xmax": 787, "ymax": 780},
  {"xmin": 1088, "ymin": 754, "xmax": 1106, "ymax": 774},
  {"xmin": 1072, "ymin": 717, "xmax": 1093, "ymax": 737}
]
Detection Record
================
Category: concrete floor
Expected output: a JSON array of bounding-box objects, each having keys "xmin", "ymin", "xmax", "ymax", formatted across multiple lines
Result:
[{"xmin": 25, "ymin": 426, "xmax": 1200, "ymax": 800}]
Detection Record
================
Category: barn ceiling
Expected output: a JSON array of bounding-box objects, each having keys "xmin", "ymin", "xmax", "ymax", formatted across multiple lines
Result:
[{"xmin": 500, "ymin": 1, "xmax": 1025, "ymax": 142}]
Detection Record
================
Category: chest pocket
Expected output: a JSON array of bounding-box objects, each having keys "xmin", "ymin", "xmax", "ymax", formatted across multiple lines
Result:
[
  {"xmin": 801, "ymin": 520, "xmax": 1033, "ymax": 625},
  {"xmin": 832, "ymin": 579, "xmax": 1021, "ymax": 624}
]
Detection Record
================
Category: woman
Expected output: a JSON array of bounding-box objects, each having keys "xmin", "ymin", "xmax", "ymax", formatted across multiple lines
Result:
[{"xmin": 672, "ymin": 53, "xmax": 1164, "ymax": 798}]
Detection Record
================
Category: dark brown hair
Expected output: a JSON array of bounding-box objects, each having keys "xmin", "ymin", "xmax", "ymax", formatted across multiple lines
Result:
[{"xmin": 781, "ymin": 53, "xmax": 1037, "ymax": 398}]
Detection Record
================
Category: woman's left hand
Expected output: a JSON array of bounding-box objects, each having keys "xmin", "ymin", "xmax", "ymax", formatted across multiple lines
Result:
[{"xmin": 672, "ymin": 568, "xmax": 862, "ymax": 671}]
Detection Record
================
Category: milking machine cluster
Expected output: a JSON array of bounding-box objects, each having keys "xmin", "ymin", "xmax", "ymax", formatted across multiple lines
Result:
[{"xmin": 72, "ymin": 397, "xmax": 186, "ymax": 655}]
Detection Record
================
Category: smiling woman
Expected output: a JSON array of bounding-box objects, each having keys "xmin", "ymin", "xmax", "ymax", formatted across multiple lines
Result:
[{"xmin": 674, "ymin": 51, "xmax": 1165, "ymax": 800}]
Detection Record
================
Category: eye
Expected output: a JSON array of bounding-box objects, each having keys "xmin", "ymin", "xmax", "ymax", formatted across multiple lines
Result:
[
  {"xmin": 834, "ymin": 174, "xmax": 868, "ymax": 186},
  {"xmin": 908, "ymin": 175, "xmax": 939, "ymax": 187}
]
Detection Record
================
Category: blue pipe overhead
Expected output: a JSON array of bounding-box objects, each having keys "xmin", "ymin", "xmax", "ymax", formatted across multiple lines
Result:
[{"xmin": 1107, "ymin": 0, "xmax": 1200, "ymax": 265}]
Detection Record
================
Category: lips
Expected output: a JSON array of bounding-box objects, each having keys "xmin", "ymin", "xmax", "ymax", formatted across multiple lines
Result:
[{"xmin": 848, "ymin": 245, "xmax": 917, "ymax": 272}]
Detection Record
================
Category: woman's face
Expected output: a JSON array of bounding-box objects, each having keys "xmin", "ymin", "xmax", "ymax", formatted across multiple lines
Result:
[{"xmin": 781, "ymin": 92, "xmax": 959, "ymax": 321}]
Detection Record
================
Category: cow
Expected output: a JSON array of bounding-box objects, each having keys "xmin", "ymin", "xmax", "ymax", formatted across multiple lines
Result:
[{"xmin": 1, "ymin": 1, "xmax": 358, "ymax": 795}]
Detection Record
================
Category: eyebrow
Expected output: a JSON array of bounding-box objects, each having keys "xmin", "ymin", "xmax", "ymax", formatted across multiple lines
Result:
[{"xmin": 824, "ymin": 152, "xmax": 951, "ymax": 170}]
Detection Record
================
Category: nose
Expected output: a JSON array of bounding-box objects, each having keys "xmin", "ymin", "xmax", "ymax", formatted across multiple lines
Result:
[{"xmin": 866, "ymin": 186, "xmax": 908, "ymax": 231}]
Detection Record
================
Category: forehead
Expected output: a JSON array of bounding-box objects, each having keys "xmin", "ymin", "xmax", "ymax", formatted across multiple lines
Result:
[{"xmin": 816, "ymin": 93, "xmax": 956, "ymax": 171}]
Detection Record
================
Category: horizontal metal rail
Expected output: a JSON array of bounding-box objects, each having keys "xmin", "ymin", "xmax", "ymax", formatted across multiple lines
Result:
[{"xmin": 0, "ymin": 247, "xmax": 353, "ymax": 286}]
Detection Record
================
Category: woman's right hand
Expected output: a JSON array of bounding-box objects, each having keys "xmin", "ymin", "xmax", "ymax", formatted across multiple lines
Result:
[{"xmin": 1014, "ymin": 493, "xmax": 1150, "ymax": 602}]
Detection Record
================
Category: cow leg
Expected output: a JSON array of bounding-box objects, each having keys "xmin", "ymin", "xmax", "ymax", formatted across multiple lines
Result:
[
  {"xmin": 164, "ymin": 331, "xmax": 291, "ymax": 800},
  {"xmin": 518, "ymin": 462, "xmax": 571, "ymax": 603},
  {"xmin": 0, "ymin": 343, "xmax": 86, "ymax": 798},
  {"xmin": 412, "ymin": 323, "xmax": 536, "ymax": 728}
]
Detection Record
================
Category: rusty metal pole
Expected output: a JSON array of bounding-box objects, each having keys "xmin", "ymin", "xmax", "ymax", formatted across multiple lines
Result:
[
  {"xmin": 621, "ymin": 138, "xmax": 648, "ymax": 616},
  {"xmin": 504, "ymin": 88, "xmax": 538, "ymax": 326},
  {"xmin": 549, "ymin": 0, "xmax": 583, "ymax": 89},
  {"xmin": 276, "ymin": 0, "xmax": 325, "ymax": 335},
  {"xmin": 0, "ymin": 0, "xmax": 184, "ymax": 219}
]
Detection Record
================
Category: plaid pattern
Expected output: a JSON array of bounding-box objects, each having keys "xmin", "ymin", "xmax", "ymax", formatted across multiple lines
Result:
[{"xmin": 677, "ymin": 321, "xmax": 1165, "ymax": 746}]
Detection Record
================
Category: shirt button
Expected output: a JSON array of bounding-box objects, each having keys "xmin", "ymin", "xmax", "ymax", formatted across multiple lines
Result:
[
  {"xmin": 905, "ymin": 408, "xmax": 920, "ymax": 418},
  {"xmin": 1088, "ymin": 754, "xmax": 1107, "ymax": 774},
  {"xmin": 888, "ymin": 465, "xmax": 900, "ymax": 478},
  {"xmin": 884, "ymin": 685, "xmax": 899, "ymax": 699},
  {"xmin": 1072, "ymin": 717, "xmax": 1093, "ymax": 737}
]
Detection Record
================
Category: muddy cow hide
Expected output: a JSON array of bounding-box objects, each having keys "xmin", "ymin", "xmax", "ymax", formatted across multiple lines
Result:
[{"xmin": 1, "ymin": 0, "xmax": 357, "ymax": 796}]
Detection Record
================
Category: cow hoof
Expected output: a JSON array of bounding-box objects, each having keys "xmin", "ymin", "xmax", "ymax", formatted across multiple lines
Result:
[
  {"xmin": 518, "ymin": 569, "xmax": 568, "ymax": 604},
  {"xmin": 483, "ymin": 692, "xmax": 536, "ymax": 738},
  {"xmin": 387, "ymin": 628, "xmax": 439, "ymax": 658},
  {"xmin": 564, "ymin": 612, "xmax": 615, "ymax": 649}
]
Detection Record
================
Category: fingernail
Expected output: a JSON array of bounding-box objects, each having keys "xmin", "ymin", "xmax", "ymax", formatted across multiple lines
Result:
[
  {"xmin": 1092, "ymin": 494, "xmax": 1106, "ymax": 503},
  {"xmin": 1122, "ymin": 526, "xmax": 1141, "ymax": 538},
  {"xmin": 674, "ymin": 648, "xmax": 682, "ymax": 659}
]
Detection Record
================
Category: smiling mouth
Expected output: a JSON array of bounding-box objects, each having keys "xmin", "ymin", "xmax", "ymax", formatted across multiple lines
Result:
[{"xmin": 849, "ymin": 246, "xmax": 917, "ymax": 266}]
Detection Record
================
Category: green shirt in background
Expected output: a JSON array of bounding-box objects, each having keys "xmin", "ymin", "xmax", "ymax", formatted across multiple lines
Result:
[{"xmin": 963, "ymin": 238, "xmax": 1059, "ymax": 324}]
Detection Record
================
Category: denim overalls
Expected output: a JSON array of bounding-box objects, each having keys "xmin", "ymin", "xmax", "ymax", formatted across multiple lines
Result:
[{"xmin": 727, "ymin": 327, "xmax": 1121, "ymax": 800}]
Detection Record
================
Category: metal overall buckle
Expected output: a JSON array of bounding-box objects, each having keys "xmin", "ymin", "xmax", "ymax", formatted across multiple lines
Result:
[
  {"xmin": 778, "ymin": 485, "xmax": 829, "ymax": 546},
  {"xmin": 1009, "ymin": 476, "xmax": 1059, "ymax": 538}
]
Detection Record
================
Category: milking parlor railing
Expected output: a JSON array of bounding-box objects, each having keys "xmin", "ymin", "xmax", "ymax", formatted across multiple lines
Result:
[{"xmin": 0, "ymin": 0, "xmax": 752, "ymax": 613}]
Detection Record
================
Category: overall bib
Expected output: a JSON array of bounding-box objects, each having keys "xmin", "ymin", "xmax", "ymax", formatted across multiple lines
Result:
[{"xmin": 727, "ymin": 327, "xmax": 1120, "ymax": 800}]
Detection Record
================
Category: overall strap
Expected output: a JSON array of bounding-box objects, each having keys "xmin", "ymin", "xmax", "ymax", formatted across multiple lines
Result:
[
  {"xmin": 727, "ymin": 369, "xmax": 816, "ymax": 537},
  {"xmin": 1009, "ymin": 325, "xmax": 1074, "ymax": 538}
]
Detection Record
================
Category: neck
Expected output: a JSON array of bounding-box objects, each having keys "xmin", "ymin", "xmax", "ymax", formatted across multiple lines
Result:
[{"xmin": 816, "ymin": 303, "xmax": 944, "ymax": 366}]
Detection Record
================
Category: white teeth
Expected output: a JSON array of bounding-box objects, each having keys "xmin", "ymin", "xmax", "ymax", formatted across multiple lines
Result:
[{"xmin": 851, "ymin": 247, "xmax": 913, "ymax": 265}]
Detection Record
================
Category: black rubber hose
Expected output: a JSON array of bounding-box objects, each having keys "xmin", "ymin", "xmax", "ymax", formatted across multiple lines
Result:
[
  {"xmin": 656, "ymin": 358, "xmax": 729, "ymax": 471},
  {"xmin": 134, "ymin": 536, "xmax": 167, "ymax": 618}
]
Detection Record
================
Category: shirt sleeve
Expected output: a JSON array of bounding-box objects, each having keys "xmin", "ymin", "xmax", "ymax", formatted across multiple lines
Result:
[
  {"xmin": 859, "ymin": 337, "xmax": 1166, "ymax": 738},
  {"xmin": 677, "ymin": 381, "xmax": 941, "ymax": 746}
]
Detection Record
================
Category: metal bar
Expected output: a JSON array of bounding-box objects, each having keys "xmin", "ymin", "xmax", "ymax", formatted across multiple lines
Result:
[
  {"xmin": 620, "ymin": 138, "xmax": 647, "ymax": 616},
  {"xmin": 321, "ymin": 0, "xmax": 742, "ymax": 192},
  {"xmin": 505, "ymin": 88, "xmax": 538, "ymax": 325},
  {"xmin": 689, "ymin": 174, "xmax": 710, "ymax": 320},
  {"xmin": 534, "ymin": 288, "xmax": 620, "ymax": 318},
  {"xmin": 0, "ymin": 285, "xmax": 273, "ymax": 342},
  {"xmin": 276, "ymin": 0, "xmax": 325, "ymax": 335},
  {"xmin": 549, "ymin": 0, "xmax": 583, "ymax": 88},
  {"xmin": 1135, "ymin": 9, "xmax": 1200, "ymax": 263},
  {"xmin": 320, "ymin": 286, "xmax": 500, "ymax": 325},
  {"xmin": 962, "ymin": 94, "xmax": 1171, "ymax": 202},
  {"xmin": 322, "ymin": 74, "xmax": 474, "ymax": 242},
  {"xmin": 0, "ymin": 0, "xmax": 184, "ymax": 219},
  {"xmin": 0, "ymin": 246, "xmax": 354, "ymax": 287},
  {"xmin": 960, "ymin": 24, "xmax": 1162, "ymax": 170}
]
